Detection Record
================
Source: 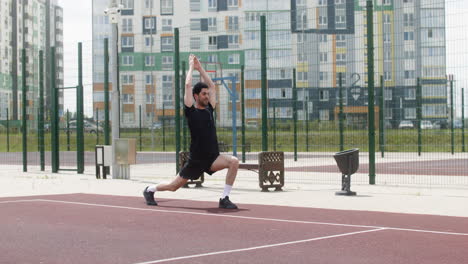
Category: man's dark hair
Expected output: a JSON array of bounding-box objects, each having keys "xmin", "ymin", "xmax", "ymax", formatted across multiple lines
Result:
[{"xmin": 193, "ymin": 82, "xmax": 209, "ymax": 96}]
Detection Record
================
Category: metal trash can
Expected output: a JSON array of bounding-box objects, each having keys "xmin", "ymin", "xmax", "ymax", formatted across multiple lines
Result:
[
  {"xmin": 333, "ymin": 148, "xmax": 359, "ymax": 196},
  {"xmin": 114, "ymin": 138, "xmax": 136, "ymax": 179},
  {"xmin": 95, "ymin": 145, "xmax": 112, "ymax": 179}
]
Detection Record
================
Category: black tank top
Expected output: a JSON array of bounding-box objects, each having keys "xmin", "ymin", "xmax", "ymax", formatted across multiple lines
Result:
[{"xmin": 184, "ymin": 103, "xmax": 219, "ymax": 159}]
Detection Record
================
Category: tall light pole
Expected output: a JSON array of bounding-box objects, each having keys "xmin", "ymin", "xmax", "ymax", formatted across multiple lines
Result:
[{"xmin": 105, "ymin": 0, "xmax": 122, "ymax": 178}]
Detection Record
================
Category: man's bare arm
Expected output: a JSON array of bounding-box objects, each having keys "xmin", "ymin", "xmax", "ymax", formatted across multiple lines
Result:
[
  {"xmin": 194, "ymin": 57, "xmax": 216, "ymax": 107},
  {"xmin": 184, "ymin": 55, "xmax": 195, "ymax": 107}
]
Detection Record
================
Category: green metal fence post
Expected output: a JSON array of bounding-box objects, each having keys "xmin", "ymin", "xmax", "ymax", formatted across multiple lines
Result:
[
  {"xmin": 339, "ymin": 72, "xmax": 344, "ymax": 152},
  {"xmin": 162, "ymin": 103, "xmax": 166, "ymax": 152},
  {"xmin": 450, "ymin": 77, "xmax": 454, "ymax": 155},
  {"xmin": 379, "ymin": 76, "xmax": 385, "ymax": 157},
  {"xmin": 139, "ymin": 105, "xmax": 142, "ymax": 151},
  {"xmin": 241, "ymin": 65, "xmax": 246, "ymax": 162},
  {"xmin": 104, "ymin": 38, "xmax": 110, "ymax": 145},
  {"xmin": 50, "ymin": 47, "xmax": 59, "ymax": 173},
  {"xmin": 174, "ymin": 28, "xmax": 181, "ymax": 172},
  {"xmin": 39, "ymin": 51, "xmax": 45, "ymax": 171},
  {"xmin": 260, "ymin": 15, "xmax": 268, "ymax": 152},
  {"xmin": 67, "ymin": 109, "xmax": 70, "ymax": 151},
  {"xmin": 306, "ymin": 97, "xmax": 309, "ymax": 152},
  {"xmin": 6, "ymin": 108, "xmax": 10, "ymax": 152},
  {"xmin": 273, "ymin": 102, "xmax": 276, "ymax": 151},
  {"xmin": 22, "ymin": 48, "xmax": 27, "ymax": 172},
  {"xmin": 77, "ymin": 42, "xmax": 84, "ymax": 174},
  {"xmin": 181, "ymin": 61, "xmax": 187, "ymax": 151},
  {"xmin": 96, "ymin": 108, "xmax": 99, "ymax": 145},
  {"xmin": 462, "ymin": 87, "xmax": 465, "ymax": 152},
  {"xmin": 417, "ymin": 78, "xmax": 422, "ymax": 156},
  {"xmin": 293, "ymin": 69, "xmax": 297, "ymax": 161},
  {"xmin": 367, "ymin": 0, "xmax": 376, "ymax": 184}
]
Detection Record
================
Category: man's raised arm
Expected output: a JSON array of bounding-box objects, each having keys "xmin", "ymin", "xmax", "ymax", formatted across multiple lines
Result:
[
  {"xmin": 194, "ymin": 57, "xmax": 216, "ymax": 107},
  {"xmin": 184, "ymin": 55, "xmax": 195, "ymax": 107}
]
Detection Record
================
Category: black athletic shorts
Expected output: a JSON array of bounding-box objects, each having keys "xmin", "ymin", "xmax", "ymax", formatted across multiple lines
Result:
[{"xmin": 179, "ymin": 153, "xmax": 220, "ymax": 180}]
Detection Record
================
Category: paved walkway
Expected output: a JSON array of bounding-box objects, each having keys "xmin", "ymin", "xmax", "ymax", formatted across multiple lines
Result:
[{"xmin": 1, "ymin": 163, "xmax": 467, "ymax": 217}]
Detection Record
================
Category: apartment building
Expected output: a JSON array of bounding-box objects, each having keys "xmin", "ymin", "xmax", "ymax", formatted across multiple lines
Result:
[
  {"xmin": 92, "ymin": 0, "xmax": 446, "ymax": 128},
  {"xmin": 0, "ymin": 0, "xmax": 63, "ymax": 123}
]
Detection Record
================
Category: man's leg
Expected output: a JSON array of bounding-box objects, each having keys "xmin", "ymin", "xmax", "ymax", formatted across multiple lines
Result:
[
  {"xmin": 210, "ymin": 154, "xmax": 239, "ymax": 185},
  {"xmin": 143, "ymin": 175, "xmax": 189, "ymax": 205},
  {"xmin": 210, "ymin": 155, "xmax": 239, "ymax": 209}
]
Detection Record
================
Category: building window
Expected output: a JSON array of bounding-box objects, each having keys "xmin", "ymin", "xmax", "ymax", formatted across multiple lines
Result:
[
  {"xmin": 336, "ymin": 53, "xmax": 346, "ymax": 62},
  {"xmin": 145, "ymin": 74, "xmax": 153, "ymax": 85},
  {"xmin": 161, "ymin": 36, "xmax": 173, "ymax": 52},
  {"xmin": 228, "ymin": 0, "xmax": 238, "ymax": 8},
  {"xmin": 162, "ymin": 56, "xmax": 173, "ymax": 69},
  {"xmin": 405, "ymin": 88, "xmax": 416, "ymax": 100},
  {"xmin": 121, "ymin": 0, "xmax": 134, "ymax": 9},
  {"xmin": 144, "ymin": 17, "xmax": 156, "ymax": 30},
  {"xmin": 404, "ymin": 31, "xmax": 414, "ymax": 41},
  {"xmin": 190, "ymin": 0, "xmax": 200, "ymax": 11},
  {"xmin": 208, "ymin": 36, "xmax": 217, "ymax": 46},
  {"xmin": 123, "ymin": 112, "xmax": 135, "ymax": 123},
  {"xmin": 121, "ymin": 74, "xmax": 134, "ymax": 85},
  {"xmin": 190, "ymin": 19, "xmax": 201, "ymax": 31},
  {"xmin": 319, "ymin": 90, "xmax": 329, "ymax": 101},
  {"xmin": 190, "ymin": 37, "xmax": 201, "ymax": 49},
  {"xmin": 404, "ymin": 108, "xmax": 416, "ymax": 119},
  {"xmin": 207, "ymin": 54, "xmax": 218, "ymax": 63},
  {"xmin": 319, "ymin": 72, "xmax": 328, "ymax": 81},
  {"xmin": 228, "ymin": 35, "xmax": 239, "ymax": 48},
  {"xmin": 319, "ymin": 34, "xmax": 327, "ymax": 42},
  {"xmin": 384, "ymin": 89, "xmax": 392, "ymax": 100},
  {"xmin": 404, "ymin": 70, "xmax": 415, "ymax": 80},
  {"xmin": 145, "ymin": 0, "xmax": 153, "ymax": 8},
  {"xmin": 122, "ymin": 94, "xmax": 134, "ymax": 104},
  {"xmin": 228, "ymin": 16, "xmax": 239, "ymax": 31},
  {"xmin": 122, "ymin": 55, "xmax": 134, "ymax": 66},
  {"xmin": 121, "ymin": 36, "xmax": 134, "ymax": 48},
  {"xmin": 319, "ymin": 16, "xmax": 327, "ymax": 26},
  {"xmin": 161, "ymin": 0, "xmax": 173, "ymax": 15},
  {"xmin": 162, "ymin": 18, "xmax": 172, "ymax": 31},
  {"xmin": 320, "ymin": 52, "xmax": 328, "ymax": 62},
  {"xmin": 145, "ymin": 36, "xmax": 154, "ymax": 47},
  {"xmin": 208, "ymin": 0, "xmax": 217, "ymax": 9},
  {"xmin": 162, "ymin": 75, "xmax": 173, "ymax": 106},
  {"xmin": 298, "ymin": 72, "xmax": 308, "ymax": 81},
  {"xmin": 228, "ymin": 54, "xmax": 240, "ymax": 64},
  {"xmin": 319, "ymin": 109, "xmax": 329, "ymax": 121},
  {"xmin": 145, "ymin": 55, "xmax": 155, "ymax": 66},
  {"xmin": 122, "ymin": 18, "xmax": 133, "ymax": 32},
  {"xmin": 208, "ymin": 17, "xmax": 217, "ymax": 31},
  {"xmin": 146, "ymin": 93, "xmax": 155, "ymax": 104}
]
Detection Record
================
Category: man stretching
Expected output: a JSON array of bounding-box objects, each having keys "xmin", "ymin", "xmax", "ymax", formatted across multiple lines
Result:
[{"xmin": 143, "ymin": 54, "xmax": 239, "ymax": 209}]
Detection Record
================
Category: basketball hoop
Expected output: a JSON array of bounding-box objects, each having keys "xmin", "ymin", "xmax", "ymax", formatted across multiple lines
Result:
[{"xmin": 200, "ymin": 61, "xmax": 223, "ymax": 79}]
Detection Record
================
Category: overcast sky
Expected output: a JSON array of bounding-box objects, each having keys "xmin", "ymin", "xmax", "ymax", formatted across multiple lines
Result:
[{"xmin": 60, "ymin": 0, "xmax": 468, "ymax": 118}]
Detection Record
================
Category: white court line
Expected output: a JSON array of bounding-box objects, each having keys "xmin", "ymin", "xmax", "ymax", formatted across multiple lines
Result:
[
  {"xmin": 132, "ymin": 228, "xmax": 386, "ymax": 264},
  {"xmin": 30, "ymin": 199, "xmax": 468, "ymax": 236},
  {"xmin": 0, "ymin": 199, "xmax": 40, "ymax": 204}
]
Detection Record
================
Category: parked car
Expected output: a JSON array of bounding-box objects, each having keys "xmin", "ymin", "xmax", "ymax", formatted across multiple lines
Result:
[
  {"xmin": 433, "ymin": 120, "xmax": 448, "ymax": 129},
  {"xmin": 398, "ymin": 120, "xmax": 414, "ymax": 129},
  {"xmin": 246, "ymin": 120, "xmax": 258, "ymax": 129},
  {"xmin": 150, "ymin": 122, "xmax": 162, "ymax": 130},
  {"xmin": 421, "ymin": 120, "xmax": 433, "ymax": 129},
  {"xmin": 63, "ymin": 120, "xmax": 103, "ymax": 134},
  {"xmin": 454, "ymin": 120, "xmax": 464, "ymax": 129}
]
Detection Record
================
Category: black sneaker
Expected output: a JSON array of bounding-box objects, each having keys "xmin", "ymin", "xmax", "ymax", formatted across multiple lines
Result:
[
  {"xmin": 143, "ymin": 186, "xmax": 158, "ymax": 206},
  {"xmin": 219, "ymin": 196, "xmax": 238, "ymax": 209}
]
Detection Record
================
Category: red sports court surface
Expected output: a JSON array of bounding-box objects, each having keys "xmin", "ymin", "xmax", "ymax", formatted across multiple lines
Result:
[{"xmin": 1, "ymin": 194, "xmax": 467, "ymax": 264}]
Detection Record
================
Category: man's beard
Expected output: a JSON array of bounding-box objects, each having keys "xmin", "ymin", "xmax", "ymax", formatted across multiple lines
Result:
[{"xmin": 199, "ymin": 99, "xmax": 209, "ymax": 107}]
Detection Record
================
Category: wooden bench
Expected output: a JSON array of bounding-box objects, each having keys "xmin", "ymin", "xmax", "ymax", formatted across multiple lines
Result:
[{"xmin": 179, "ymin": 151, "xmax": 284, "ymax": 192}]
